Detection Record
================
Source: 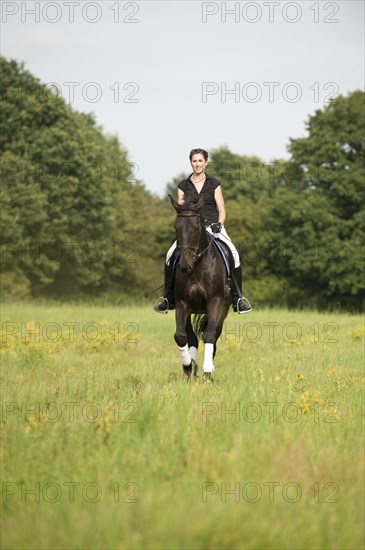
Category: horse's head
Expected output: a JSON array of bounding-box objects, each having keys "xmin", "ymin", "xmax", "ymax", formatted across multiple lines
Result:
[{"xmin": 169, "ymin": 194, "xmax": 205, "ymax": 274}]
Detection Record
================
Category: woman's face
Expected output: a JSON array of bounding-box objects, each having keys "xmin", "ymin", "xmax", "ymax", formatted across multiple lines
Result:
[{"xmin": 191, "ymin": 153, "xmax": 208, "ymax": 175}]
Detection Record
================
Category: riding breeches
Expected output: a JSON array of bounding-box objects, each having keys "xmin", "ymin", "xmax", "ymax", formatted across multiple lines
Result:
[{"xmin": 166, "ymin": 225, "xmax": 240, "ymax": 268}]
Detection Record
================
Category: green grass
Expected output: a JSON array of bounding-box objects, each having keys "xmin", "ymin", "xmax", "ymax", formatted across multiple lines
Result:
[{"xmin": 1, "ymin": 304, "xmax": 364, "ymax": 550}]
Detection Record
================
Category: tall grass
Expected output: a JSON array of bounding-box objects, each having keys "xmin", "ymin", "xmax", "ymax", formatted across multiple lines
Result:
[{"xmin": 1, "ymin": 304, "xmax": 364, "ymax": 549}]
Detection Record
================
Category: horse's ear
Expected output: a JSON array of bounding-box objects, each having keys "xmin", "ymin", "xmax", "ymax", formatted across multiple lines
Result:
[
  {"xmin": 169, "ymin": 194, "xmax": 180, "ymax": 212},
  {"xmin": 195, "ymin": 194, "xmax": 205, "ymax": 211}
]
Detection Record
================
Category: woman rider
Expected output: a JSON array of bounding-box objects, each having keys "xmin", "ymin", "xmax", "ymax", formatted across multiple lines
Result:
[{"xmin": 154, "ymin": 148, "xmax": 252, "ymax": 314}]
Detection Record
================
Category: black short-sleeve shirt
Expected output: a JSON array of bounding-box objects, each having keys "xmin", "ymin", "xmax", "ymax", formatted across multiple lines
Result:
[{"xmin": 178, "ymin": 174, "xmax": 221, "ymax": 226}]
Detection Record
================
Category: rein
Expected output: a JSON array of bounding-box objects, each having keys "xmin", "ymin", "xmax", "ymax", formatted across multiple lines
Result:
[{"xmin": 194, "ymin": 233, "xmax": 213, "ymax": 261}]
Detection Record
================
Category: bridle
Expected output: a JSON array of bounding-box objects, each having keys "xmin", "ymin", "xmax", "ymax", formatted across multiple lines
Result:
[{"xmin": 176, "ymin": 210, "xmax": 213, "ymax": 263}]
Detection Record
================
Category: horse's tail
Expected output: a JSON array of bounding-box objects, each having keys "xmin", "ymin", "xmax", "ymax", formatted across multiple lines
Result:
[{"xmin": 193, "ymin": 314, "xmax": 208, "ymax": 341}]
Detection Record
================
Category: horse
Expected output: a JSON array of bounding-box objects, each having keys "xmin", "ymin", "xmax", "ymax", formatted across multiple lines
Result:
[{"xmin": 169, "ymin": 194, "xmax": 232, "ymax": 381}]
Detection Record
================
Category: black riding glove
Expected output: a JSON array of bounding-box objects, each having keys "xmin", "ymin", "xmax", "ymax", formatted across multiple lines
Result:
[{"xmin": 210, "ymin": 222, "xmax": 222, "ymax": 234}]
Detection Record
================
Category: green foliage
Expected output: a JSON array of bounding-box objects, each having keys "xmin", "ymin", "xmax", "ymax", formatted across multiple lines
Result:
[
  {"xmin": 263, "ymin": 91, "xmax": 365, "ymax": 310},
  {"xmin": 0, "ymin": 57, "xmax": 164, "ymax": 300},
  {"xmin": 164, "ymin": 172, "xmax": 188, "ymax": 200}
]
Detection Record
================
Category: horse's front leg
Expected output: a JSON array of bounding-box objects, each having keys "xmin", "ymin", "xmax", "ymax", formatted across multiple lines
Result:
[
  {"xmin": 202, "ymin": 298, "xmax": 224, "ymax": 375},
  {"xmin": 186, "ymin": 315, "xmax": 199, "ymax": 379},
  {"xmin": 174, "ymin": 302, "xmax": 193, "ymax": 378}
]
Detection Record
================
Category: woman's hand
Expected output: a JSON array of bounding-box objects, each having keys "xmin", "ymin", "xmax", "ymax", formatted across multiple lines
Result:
[{"xmin": 211, "ymin": 222, "xmax": 223, "ymax": 233}]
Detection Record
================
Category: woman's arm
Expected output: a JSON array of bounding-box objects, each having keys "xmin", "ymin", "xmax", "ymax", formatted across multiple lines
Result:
[
  {"xmin": 214, "ymin": 185, "xmax": 226, "ymax": 224},
  {"xmin": 177, "ymin": 188, "xmax": 185, "ymax": 205}
]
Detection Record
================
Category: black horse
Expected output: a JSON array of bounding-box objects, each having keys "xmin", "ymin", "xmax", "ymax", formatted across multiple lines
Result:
[{"xmin": 169, "ymin": 194, "xmax": 231, "ymax": 380}]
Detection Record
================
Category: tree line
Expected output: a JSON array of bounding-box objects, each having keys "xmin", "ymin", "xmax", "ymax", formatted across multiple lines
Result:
[{"xmin": 1, "ymin": 57, "xmax": 364, "ymax": 310}]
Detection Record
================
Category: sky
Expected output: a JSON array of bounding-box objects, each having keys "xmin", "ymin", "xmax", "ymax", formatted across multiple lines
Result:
[{"xmin": 2, "ymin": 0, "xmax": 364, "ymax": 196}]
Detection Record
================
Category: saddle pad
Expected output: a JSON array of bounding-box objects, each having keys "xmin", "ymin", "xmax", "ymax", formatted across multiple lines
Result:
[{"xmin": 206, "ymin": 232, "xmax": 233, "ymax": 277}]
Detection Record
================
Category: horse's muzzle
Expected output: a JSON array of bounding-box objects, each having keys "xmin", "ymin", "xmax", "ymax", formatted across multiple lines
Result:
[
  {"xmin": 179, "ymin": 263, "xmax": 193, "ymax": 274},
  {"xmin": 178, "ymin": 250, "xmax": 194, "ymax": 273}
]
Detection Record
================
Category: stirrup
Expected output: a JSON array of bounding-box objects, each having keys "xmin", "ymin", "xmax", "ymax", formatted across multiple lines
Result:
[
  {"xmin": 234, "ymin": 297, "xmax": 252, "ymax": 314},
  {"xmin": 153, "ymin": 297, "xmax": 169, "ymax": 314}
]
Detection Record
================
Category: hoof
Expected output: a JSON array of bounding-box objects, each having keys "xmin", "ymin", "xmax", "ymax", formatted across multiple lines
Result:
[
  {"xmin": 184, "ymin": 358, "xmax": 199, "ymax": 381},
  {"xmin": 202, "ymin": 372, "xmax": 214, "ymax": 383},
  {"xmin": 191, "ymin": 358, "xmax": 198, "ymax": 378},
  {"xmin": 183, "ymin": 363, "xmax": 192, "ymax": 380}
]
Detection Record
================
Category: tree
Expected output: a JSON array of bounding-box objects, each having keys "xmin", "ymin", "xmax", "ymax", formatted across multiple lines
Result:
[
  {"xmin": 263, "ymin": 91, "xmax": 365, "ymax": 310},
  {"xmin": 0, "ymin": 57, "xmax": 164, "ymax": 300}
]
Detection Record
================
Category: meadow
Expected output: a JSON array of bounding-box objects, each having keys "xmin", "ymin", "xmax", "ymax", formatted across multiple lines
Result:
[{"xmin": 1, "ymin": 303, "xmax": 364, "ymax": 550}]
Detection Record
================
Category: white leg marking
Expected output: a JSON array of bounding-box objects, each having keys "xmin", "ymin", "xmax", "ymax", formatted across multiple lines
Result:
[
  {"xmin": 178, "ymin": 344, "xmax": 192, "ymax": 367},
  {"xmin": 203, "ymin": 343, "xmax": 215, "ymax": 373},
  {"xmin": 189, "ymin": 346, "xmax": 198, "ymax": 361}
]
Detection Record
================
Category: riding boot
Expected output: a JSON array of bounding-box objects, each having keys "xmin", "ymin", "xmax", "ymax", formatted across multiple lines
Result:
[
  {"xmin": 153, "ymin": 263, "xmax": 175, "ymax": 313},
  {"xmin": 231, "ymin": 265, "xmax": 252, "ymax": 314}
]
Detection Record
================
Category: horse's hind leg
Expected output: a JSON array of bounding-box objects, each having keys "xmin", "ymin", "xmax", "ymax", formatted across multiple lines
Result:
[
  {"xmin": 213, "ymin": 314, "xmax": 226, "ymax": 358},
  {"xmin": 186, "ymin": 315, "xmax": 199, "ymax": 378}
]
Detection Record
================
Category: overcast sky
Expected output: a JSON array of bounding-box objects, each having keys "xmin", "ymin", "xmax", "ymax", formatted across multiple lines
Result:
[{"xmin": 2, "ymin": 0, "xmax": 364, "ymax": 196}]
